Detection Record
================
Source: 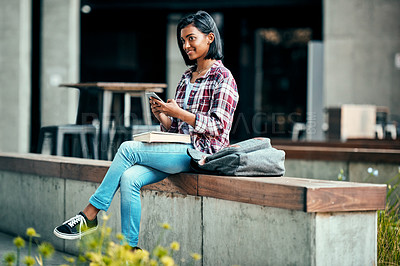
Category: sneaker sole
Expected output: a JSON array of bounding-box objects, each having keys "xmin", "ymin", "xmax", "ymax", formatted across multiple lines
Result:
[{"xmin": 53, "ymin": 226, "xmax": 98, "ymax": 240}]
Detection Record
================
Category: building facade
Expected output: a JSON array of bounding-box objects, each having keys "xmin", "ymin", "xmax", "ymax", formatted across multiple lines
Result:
[{"xmin": 0, "ymin": 0, "xmax": 399, "ymax": 153}]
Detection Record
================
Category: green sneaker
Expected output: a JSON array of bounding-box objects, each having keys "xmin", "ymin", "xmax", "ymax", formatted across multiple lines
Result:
[{"xmin": 53, "ymin": 211, "xmax": 98, "ymax": 240}]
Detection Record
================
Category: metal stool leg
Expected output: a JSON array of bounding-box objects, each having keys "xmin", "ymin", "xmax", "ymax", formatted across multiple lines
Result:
[
  {"xmin": 141, "ymin": 92, "xmax": 152, "ymax": 125},
  {"xmin": 292, "ymin": 123, "xmax": 306, "ymax": 141},
  {"xmin": 92, "ymin": 133, "xmax": 99, "ymax": 160},
  {"xmin": 80, "ymin": 132, "xmax": 89, "ymax": 158},
  {"xmin": 37, "ymin": 129, "xmax": 46, "ymax": 153},
  {"xmin": 56, "ymin": 128, "xmax": 64, "ymax": 156},
  {"xmin": 385, "ymin": 124, "xmax": 397, "ymax": 139},
  {"xmin": 375, "ymin": 124, "xmax": 384, "ymax": 139}
]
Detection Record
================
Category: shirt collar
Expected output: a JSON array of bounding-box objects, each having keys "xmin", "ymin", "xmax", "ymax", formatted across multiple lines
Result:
[{"xmin": 184, "ymin": 60, "xmax": 222, "ymax": 79}]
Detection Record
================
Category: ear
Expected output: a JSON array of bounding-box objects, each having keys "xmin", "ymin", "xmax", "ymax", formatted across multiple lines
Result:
[{"xmin": 207, "ymin": 33, "xmax": 215, "ymax": 44}]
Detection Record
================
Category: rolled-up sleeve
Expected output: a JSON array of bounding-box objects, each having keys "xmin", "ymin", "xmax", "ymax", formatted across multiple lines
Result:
[{"xmin": 160, "ymin": 116, "xmax": 179, "ymax": 133}]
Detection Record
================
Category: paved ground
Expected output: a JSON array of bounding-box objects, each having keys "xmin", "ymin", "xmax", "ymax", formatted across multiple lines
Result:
[{"xmin": 0, "ymin": 231, "xmax": 74, "ymax": 265}]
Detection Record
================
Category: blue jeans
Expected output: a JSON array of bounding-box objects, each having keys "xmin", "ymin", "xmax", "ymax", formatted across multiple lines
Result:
[{"xmin": 89, "ymin": 141, "xmax": 193, "ymax": 247}]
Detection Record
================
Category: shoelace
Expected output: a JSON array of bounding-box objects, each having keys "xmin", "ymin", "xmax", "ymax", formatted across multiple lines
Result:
[{"xmin": 64, "ymin": 214, "xmax": 87, "ymax": 239}]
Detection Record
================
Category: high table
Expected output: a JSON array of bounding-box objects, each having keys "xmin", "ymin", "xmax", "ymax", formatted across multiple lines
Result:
[{"xmin": 60, "ymin": 82, "xmax": 167, "ymax": 160}]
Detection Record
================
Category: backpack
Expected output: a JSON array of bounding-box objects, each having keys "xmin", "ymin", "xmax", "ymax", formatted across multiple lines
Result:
[{"xmin": 187, "ymin": 137, "xmax": 285, "ymax": 176}]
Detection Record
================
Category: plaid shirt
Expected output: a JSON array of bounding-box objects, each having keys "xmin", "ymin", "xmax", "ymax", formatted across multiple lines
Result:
[{"xmin": 161, "ymin": 60, "xmax": 239, "ymax": 154}]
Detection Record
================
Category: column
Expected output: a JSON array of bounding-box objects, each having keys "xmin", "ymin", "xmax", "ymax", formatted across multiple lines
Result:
[
  {"xmin": 0, "ymin": 0, "xmax": 32, "ymax": 153},
  {"xmin": 40, "ymin": 0, "xmax": 80, "ymax": 126},
  {"xmin": 324, "ymin": 0, "xmax": 400, "ymax": 118}
]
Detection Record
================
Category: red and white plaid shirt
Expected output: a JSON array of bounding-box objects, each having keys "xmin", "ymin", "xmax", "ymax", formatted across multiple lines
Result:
[{"xmin": 161, "ymin": 60, "xmax": 239, "ymax": 154}]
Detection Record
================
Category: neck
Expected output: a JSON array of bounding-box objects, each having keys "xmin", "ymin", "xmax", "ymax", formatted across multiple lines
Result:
[{"xmin": 196, "ymin": 59, "xmax": 216, "ymax": 73}]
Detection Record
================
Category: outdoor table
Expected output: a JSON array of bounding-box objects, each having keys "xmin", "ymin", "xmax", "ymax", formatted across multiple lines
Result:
[{"xmin": 60, "ymin": 82, "xmax": 167, "ymax": 160}]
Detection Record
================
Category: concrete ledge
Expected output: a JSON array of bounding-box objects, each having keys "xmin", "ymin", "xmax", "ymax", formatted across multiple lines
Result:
[
  {"xmin": 275, "ymin": 145, "xmax": 400, "ymax": 163},
  {"xmin": 0, "ymin": 152, "xmax": 386, "ymax": 265},
  {"xmin": 0, "ymin": 152, "xmax": 387, "ymax": 212}
]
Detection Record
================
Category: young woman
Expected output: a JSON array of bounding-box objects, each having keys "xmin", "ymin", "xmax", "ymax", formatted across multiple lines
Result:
[{"xmin": 53, "ymin": 10, "xmax": 239, "ymax": 249}]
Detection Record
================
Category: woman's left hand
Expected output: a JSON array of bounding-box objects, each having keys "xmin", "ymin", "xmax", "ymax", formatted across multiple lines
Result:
[
  {"xmin": 153, "ymin": 99, "xmax": 196, "ymax": 127},
  {"xmin": 155, "ymin": 99, "xmax": 183, "ymax": 118}
]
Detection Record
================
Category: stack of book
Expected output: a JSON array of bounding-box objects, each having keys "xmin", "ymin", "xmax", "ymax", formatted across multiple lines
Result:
[{"xmin": 133, "ymin": 131, "xmax": 191, "ymax": 144}]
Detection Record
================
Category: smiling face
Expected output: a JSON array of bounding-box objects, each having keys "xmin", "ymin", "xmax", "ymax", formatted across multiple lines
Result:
[{"xmin": 180, "ymin": 24, "xmax": 214, "ymax": 62}]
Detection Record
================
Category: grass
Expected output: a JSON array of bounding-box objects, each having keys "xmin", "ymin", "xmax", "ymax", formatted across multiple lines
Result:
[
  {"xmin": 377, "ymin": 170, "xmax": 400, "ymax": 265},
  {"xmin": 2, "ymin": 215, "xmax": 201, "ymax": 266}
]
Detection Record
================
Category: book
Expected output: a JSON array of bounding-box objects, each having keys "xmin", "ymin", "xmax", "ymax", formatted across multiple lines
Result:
[{"xmin": 133, "ymin": 131, "xmax": 191, "ymax": 144}]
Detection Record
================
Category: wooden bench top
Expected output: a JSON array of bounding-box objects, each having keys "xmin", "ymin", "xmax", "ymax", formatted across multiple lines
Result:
[
  {"xmin": 274, "ymin": 138, "xmax": 400, "ymax": 150},
  {"xmin": 274, "ymin": 145, "xmax": 400, "ymax": 163},
  {"xmin": 60, "ymin": 82, "xmax": 167, "ymax": 92},
  {"xmin": 0, "ymin": 152, "xmax": 386, "ymax": 213}
]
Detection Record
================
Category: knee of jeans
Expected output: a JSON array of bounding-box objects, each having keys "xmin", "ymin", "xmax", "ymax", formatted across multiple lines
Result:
[
  {"xmin": 117, "ymin": 141, "xmax": 139, "ymax": 156},
  {"xmin": 118, "ymin": 141, "xmax": 131, "ymax": 153},
  {"xmin": 132, "ymin": 177, "xmax": 144, "ymax": 190},
  {"xmin": 120, "ymin": 171, "xmax": 142, "ymax": 192}
]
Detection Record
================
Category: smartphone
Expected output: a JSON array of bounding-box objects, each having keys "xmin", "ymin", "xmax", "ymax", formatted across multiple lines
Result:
[{"xmin": 145, "ymin": 92, "xmax": 164, "ymax": 103}]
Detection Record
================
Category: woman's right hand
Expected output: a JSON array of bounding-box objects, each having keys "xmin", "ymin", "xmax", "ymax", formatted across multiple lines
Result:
[
  {"xmin": 150, "ymin": 98, "xmax": 172, "ymax": 129},
  {"xmin": 150, "ymin": 97, "xmax": 162, "ymax": 117}
]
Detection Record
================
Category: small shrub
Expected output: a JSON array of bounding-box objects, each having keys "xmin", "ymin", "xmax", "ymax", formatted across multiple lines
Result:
[
  {"xmin": 3, "ymin": 214, "xmax": 202, "ymax": 266},
  {"xmin": 2, "ymin": 226, "xmax": 51, "ymax": 266},
  {"xmin": 69, "ymin": 214, "xmax": 201, "ymax": 265},
  {"xmin": 377, "ymin": 168, "xmax": 400, "ymax": 265},
  {"xmin": 337, "ymin": 167, "xmax": 400, "ymax": 265}
]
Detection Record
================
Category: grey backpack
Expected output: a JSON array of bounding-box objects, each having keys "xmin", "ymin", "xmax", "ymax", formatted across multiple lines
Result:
[{"xmin": 187, "ymin": 138, "xmax": 285, "ymax": 176}]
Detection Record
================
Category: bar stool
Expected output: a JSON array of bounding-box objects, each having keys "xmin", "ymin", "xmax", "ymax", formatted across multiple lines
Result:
[
  {"xmin": 37, "ymin": 124, "xmax": 99, "ymax": 159},
  {"xmin": 107, "ymin": 91, "xmax": 161, "ymax": 159},
  {"xmin": 292, "ymin": 122, "xmax": 307, "ymax": 141},
  {"xmin": 124, "ymin": 91, "xmax": 158, "ymax": 127},
  {"xmin": 385, "ymin": 123, "xmax": 397, "ymax": 139},
  {"xmin": 108, "ymin": 124, "xmax": 160, "ymax": 159},
  {"xmin": 375, "ymin": 124, "xmax": 384, "ymax": 139}
]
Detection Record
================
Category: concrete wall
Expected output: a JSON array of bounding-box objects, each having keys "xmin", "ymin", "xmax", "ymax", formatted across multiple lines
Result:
[
  {"xmin": 314, "ymin": 211, "xmax": 377, "ymax": 265},
  {"xmin": 139, "ymin": 191, "xmax": 203, "ymax": 264},
  {"xmin": 166, "ymin": 13, "xmax": 187, "ymax": 100},
  {"xmin": 0, "ymin": 0, "xmax": 32, "ymax": 153},
  {"xmin": 40, "ymin": 0, "xmax": 80, "ymax": 126},
  {"xmin": 285, "ymin": 159, "xmax": 348, "ymax": 180},
  {"xmin": 324, "ymin": 0, "xmax": 400, "ymax": 119},
  {"xmin": 285, "ymin": 159, "xmax": 399, "ymax": 183},
  {"xmin": 285, "ymin": 159, "xmax": 399, "ymax": 203},
  {"xmin": 0, "ymin": 169, "xmax": 378, "ymax": 265},
  {"xmin": 204, "ymin": 198, "xmax": 376, "ymax": 266}
]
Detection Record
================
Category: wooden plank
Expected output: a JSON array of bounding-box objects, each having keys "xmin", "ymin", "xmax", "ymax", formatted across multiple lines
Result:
[
  {"xmin": 197, "ymin": 175, "xmax": 306, "ymax": 211},
  {"xmin": 60, "ymin": 82, "xmax": 167, "ymax": 88},
  {"xmin": 143, "ymin": 173, "xmax": 198, "ymax": 195},
  {"xmin": 273, "ymin": 139, "xmax": 400, "ymax": 150},
  {"xmin": 60, "ymin": 161, "xmax": 110, "ymax": 183},
  {"xmin": 60, "ymin": 82, "xmax": 167, "ymax": 92},
  {"xmin": 264, "ymin": 176, "xmax": 385, "ymax": 189},
  {"xmin": 102, "ymin": 87, "xmax": 165, "ymax": 92},
  {"xmin": 197, "ymin": 174, "xmax": 387, "ymax": 212},
  {"xmin": 0, "ymin": 152, "xmax": 61, "ymax": 177},
  {"xmin": 275, "ymin": 145, "xmax": 400, "ymax": 163},
  {"xmin": 306, "ymin": 186, "xmax": 387, "ymax": 212},
  {"xmin": 57, "ymin": 159, "xmax": 198, "ymax": 195}
]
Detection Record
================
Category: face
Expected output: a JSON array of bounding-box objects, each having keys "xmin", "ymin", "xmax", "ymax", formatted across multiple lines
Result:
[{"xmin": 180, "ymin": 24, "xmax": 214, "ymax": 62}]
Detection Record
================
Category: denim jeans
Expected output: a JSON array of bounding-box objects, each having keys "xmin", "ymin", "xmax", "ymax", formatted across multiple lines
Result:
[{"xmin": 89, "ymin": 140, "xmax": 193, "ymax": 247}]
